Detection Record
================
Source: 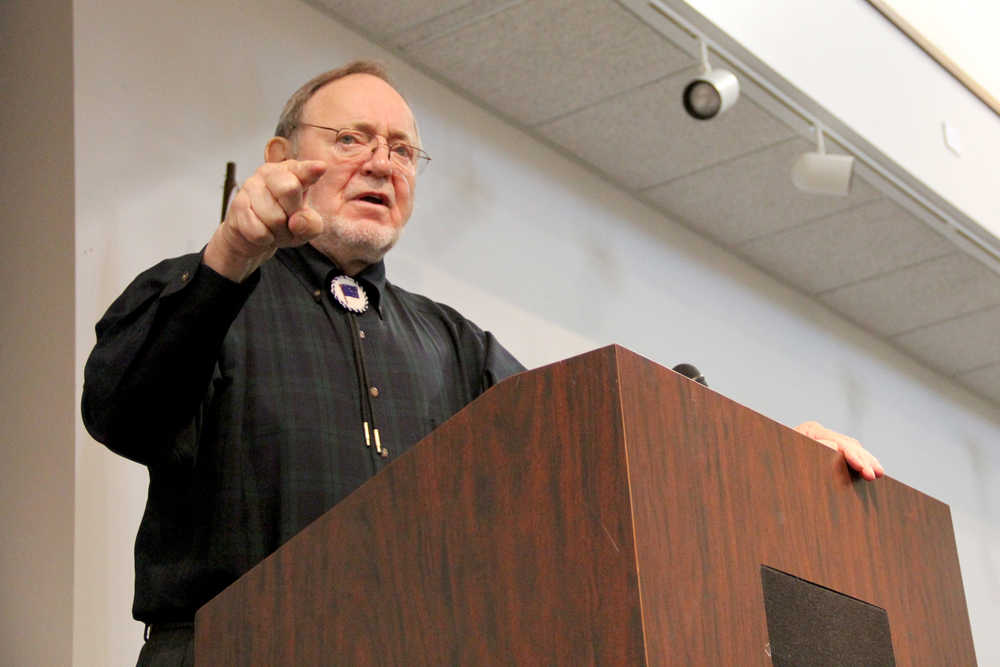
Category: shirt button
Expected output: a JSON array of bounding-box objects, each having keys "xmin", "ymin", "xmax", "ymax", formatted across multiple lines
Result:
[
  {"xmin": 180, "ymin": 271, "xmax": 190, "ymax": 283},
  {"xmin": 359, "ymin": 330, "xmax": 366, "ymax": 339},
  {"xmin": 369, "ymin": 386, "xmax": 380, "ymax": 398}
]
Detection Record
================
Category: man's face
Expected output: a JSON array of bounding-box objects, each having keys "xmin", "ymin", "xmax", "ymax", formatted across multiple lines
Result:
[{"xmin": 290, "ymin": 74, "xmax": 418, "ymax": 267}]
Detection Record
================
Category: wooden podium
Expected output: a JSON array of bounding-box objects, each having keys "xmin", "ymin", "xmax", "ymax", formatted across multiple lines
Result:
[{"xmin": 195, "ymin": 346, "xmax": 976, "ymax": 665}]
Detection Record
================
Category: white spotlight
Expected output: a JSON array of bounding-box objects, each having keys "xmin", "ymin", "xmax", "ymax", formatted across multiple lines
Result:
[
  {"xmin": 683, "ymin": 39, "xmax": 740, "ymax": 120},
  {"xmin": 791, "ymin": 126, "xmax": 854, "ymax": 196}
]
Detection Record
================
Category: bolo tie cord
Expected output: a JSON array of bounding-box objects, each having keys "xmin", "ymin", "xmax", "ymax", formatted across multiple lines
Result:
[
  {"xmin": 317, "ymin": 271, "xmax": 388, "ymax": 468},
  {"xmin": 347, "ymin": 311, "xmax": 388, "ymax": 465}
]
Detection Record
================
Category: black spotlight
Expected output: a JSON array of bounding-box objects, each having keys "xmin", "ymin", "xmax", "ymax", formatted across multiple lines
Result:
[{"xmin": 683, "ymin": 68, "xmax": 740, "ymax": 120}]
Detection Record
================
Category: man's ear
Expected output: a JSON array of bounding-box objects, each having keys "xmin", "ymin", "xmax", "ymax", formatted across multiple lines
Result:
[{"xmin": 265, "ymin": 136, "xmax": 293, "ymax": 163}]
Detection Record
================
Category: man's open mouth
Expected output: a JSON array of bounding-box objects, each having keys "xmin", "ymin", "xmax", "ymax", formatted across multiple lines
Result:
[{"xmin": 356, "ymin": 193, "xmax": 389, "ymax": 206}]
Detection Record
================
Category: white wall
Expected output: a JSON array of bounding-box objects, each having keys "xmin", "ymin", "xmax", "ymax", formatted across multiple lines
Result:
[
  {"xmin": 73, "ymin": 0, "xmax": 999, "ymax": 664},
  {"xmin": 1, "ymin": 1, "xmax": 76, "ymax": 666},
  {"xmin": 875, "ymin": 0, "xmax": 1000, "ymax": 99},
  {"xmin": 684, "ymin": 0, "xmax": 1000, "ymax": 241}
]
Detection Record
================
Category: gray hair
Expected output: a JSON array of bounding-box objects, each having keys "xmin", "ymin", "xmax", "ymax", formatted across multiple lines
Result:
[{"xmin": 274, "ymin": 61, "xmax": 398, "ymax": 140}]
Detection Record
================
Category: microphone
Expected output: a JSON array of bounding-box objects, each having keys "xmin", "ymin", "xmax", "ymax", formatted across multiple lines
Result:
[{"xmin": 672, "ymin": 363, "xmax": 708, "ymax": 387}]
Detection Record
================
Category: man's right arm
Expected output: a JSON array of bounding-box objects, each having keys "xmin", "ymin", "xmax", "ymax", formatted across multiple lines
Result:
[
  {"xmin": 81, "ymin": 255, "xmax": 258, "ymax": 465},
  {"xmin": 82, "ymin": 157, "xmax": 329, "ymax": 465}
]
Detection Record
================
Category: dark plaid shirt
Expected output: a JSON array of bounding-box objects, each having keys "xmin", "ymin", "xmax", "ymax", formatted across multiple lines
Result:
[{"xmin": 82, "ymin": 244, "xmax": 524, "ymax": 623}]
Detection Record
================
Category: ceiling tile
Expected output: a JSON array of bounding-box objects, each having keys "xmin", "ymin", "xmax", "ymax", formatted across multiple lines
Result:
[
  {"xmin": 642, "ymin": 138, "xmax": 882, "ymax": 245},
  {"xmin": 402, "ymin": 0, "xmax": 691, "ymax": 126},
  {"xmin": 537, "ymin": 71, "xmax": 795, "ymax": 190},
  {"xmin": 892, "ymin": 305, "xmax": 1000, "ymax": 375},
  {"xmin": 818, "ymin": 254, "xmax": 1000, "ymax": 336},
  {"xmin": 957, "ymin": 363, "xmax": 1000, "ymax": 404},
  {"xmin": 738, "ymin": 198, "xmax": 955, "ymax": 294},
  {"xmin": 393, "ymin": 0, "xmax": 531, "ymax": 47},
  {"xmin": 305, "ymin": 0, "xmax": 473, "ymax": 40}
]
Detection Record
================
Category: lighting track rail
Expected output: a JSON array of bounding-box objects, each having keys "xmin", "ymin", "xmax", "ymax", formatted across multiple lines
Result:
[{"xmin": 639, "ymin": 0, "xmax": 1000, "ymax": 271}]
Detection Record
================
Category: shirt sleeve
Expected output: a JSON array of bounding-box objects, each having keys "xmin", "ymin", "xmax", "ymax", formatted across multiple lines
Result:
[
  {"xmin": 81, "ymin": 253, "xmax": 259, "ymax": 466},
  {"xmin": 481, "ymin": 330, "xmax": 526, "ymax": 391}
]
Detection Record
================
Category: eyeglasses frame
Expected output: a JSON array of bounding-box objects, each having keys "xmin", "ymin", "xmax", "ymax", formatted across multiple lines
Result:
[{"xmin": 294, "ymin": 122, "xmax": 431, "ymax": 174}]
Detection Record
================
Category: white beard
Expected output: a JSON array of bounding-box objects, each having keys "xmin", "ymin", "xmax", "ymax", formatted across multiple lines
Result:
[{"xmin": 312, "ymin": 213, "xmax": 402, "ymax": 269}]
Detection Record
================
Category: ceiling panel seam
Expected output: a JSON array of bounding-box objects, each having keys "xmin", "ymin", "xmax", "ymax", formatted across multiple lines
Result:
[
  {"xmin": 730, "ymin": 198, "xmax": 902, "ymax": 248},
  {"xmin": 396, "ymin": 0, "xmax": 532, "ymax": 50},
  {"xmin": 811, "ymin": 253, "xmax": 968, "ymax": 298},
  {"xmin": 635, "ymin": 134, "xmax": 800, "ymax": 193},
  {"xmin": 889, "ymin": 303, "xmax": 1000, "ymax": 340},
  {"xmin": 958, "ymin": 360, "xmax": 1000, "ymax": 377},
  {"xmin": 530, "ymin": 69, "xmax": 698, "ymax": 128},
  {"xmin": 389, "ymin": 2, "xmax": 499, "ymax": 37}
]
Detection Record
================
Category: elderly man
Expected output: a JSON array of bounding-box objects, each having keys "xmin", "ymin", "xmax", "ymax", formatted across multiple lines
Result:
[{"xmin": 82, "ymin": 61, "xmax": 882, "ymax": 666}]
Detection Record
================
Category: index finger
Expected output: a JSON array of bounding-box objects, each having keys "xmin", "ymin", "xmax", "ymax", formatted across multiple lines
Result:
[
  {"xmin": 283, "ymin": 159, "xmax": 327, "ymax": 187},
  {"xmin": 260, "ymin": 160, "xmax": 328, "ymax": 221}
]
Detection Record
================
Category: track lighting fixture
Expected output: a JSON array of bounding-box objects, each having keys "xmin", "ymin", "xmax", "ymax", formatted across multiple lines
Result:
[
  {"xmin": 682, "ymin": 39, "xmax": 740, "ymax": 120},
  {"xmin": 791, "ymin": 126, "xmax": 855, "ymax": 196}
]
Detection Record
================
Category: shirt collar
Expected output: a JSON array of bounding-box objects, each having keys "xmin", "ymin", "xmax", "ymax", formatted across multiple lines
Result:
[{"xmin": 276, "ymin": 245, "xmax": 386, "ymax": 314}]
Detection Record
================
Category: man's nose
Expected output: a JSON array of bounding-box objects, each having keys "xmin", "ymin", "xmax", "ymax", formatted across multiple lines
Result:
[{"xmin": 361, "ymin": 137, "xmax": 393, "ymax": 176}]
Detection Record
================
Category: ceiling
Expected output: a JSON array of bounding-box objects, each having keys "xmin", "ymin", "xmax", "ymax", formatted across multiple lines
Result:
[{"xmin": 306, "ymin": 0, "xmax": 1000, "ymax": 406}]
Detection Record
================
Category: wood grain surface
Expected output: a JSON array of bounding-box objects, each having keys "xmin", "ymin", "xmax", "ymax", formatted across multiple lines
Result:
[{"xmin": 615, "ymin": 346, "xmax": 975, "ymax": 666}]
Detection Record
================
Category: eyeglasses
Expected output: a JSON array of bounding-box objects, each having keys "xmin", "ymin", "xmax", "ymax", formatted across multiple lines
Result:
[{"xmin": 296, "ymin": 123, "xmax": 431, "ymax": 174}]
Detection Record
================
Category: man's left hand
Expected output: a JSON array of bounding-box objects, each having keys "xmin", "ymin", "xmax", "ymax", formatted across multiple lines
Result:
[{"xmin": 794, "ymin": 421, "xmax": 885, "ymax": 481}]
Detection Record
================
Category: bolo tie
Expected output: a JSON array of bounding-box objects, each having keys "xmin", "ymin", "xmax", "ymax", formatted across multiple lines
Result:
[{"xmin": 327, "ymin": 271, "xmax": 389, "ymax": 468}]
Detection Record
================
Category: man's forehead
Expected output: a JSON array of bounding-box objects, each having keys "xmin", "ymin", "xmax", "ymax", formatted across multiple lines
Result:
[{"xmin": 305, "ymin": 74, "xmax": 417, "ymax": 139}]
